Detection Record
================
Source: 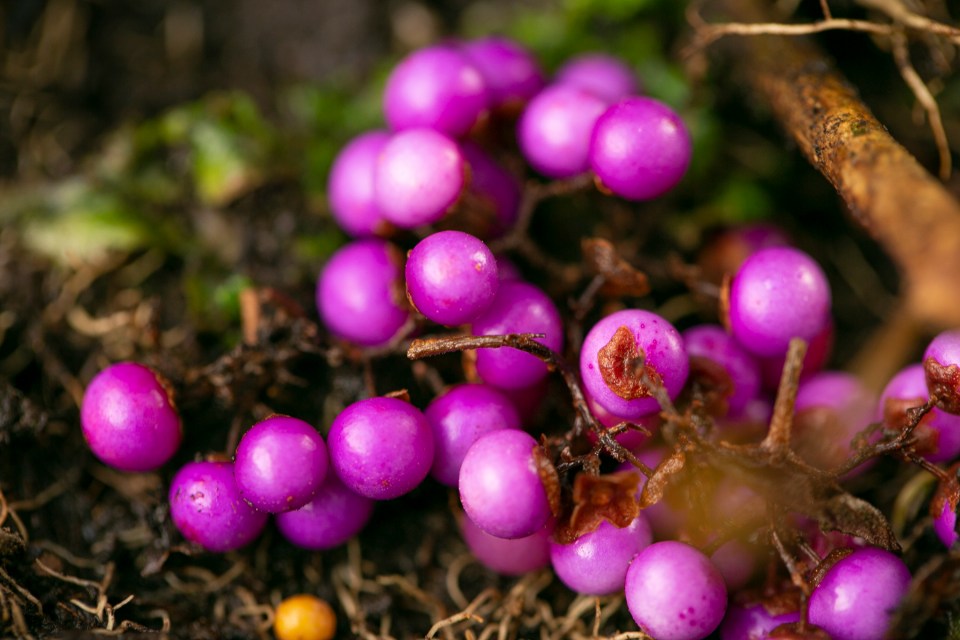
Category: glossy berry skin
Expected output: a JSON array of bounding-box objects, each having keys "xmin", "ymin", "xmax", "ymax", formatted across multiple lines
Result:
[
  {"xmin": 459, "ymin": 429, "xmax": 550, "ymax": 539},
  {"xmin": 471, "ymin": 281, "xmax": 564, "ymax": 390},
  {"xmin": 808, "ymin": 547, "xmax": 911, "ymax": 640},
  {"xmin": 589, "ymin": 97, "xmax": 692, "ymax": 201},
  {"xmin": 327, "ymin": 397, "xmax": 434, "ymax": 500},
  {"xmin": 462, "ymin": 37, "xmax": 544, "ymax": 108},
  {"xmin": 275, "ymin": 472, "xmax": 374, "ymax": 550},
  {"xmin": 316, "ymin": 239, "xmax": 408, "ymax": 347},
  {"xmin": 326, "ymin": 130, "xmax": 391, "ymax": 237},
  {"xmin": 425, "ymin": 383, "xmax": 521, "ymax": 486},
  {"xmin": 793, "ymin": 371, "xmax": 876, "ymax": 473},
  {"xmin": 234, "ymin": 415, "xmax": 328, "ymax": 513},
  {"xmin": 517, "ymin": 84, "xmax": 609, "ymax": 178},
  {"xmin": 555, "ymin": 52, "xmax": 639, "ymax": 103},
  {"xmin": 383, "ymin": 45, "xmax": 487, "ymax": 136},
  {"xmin": 80, "ymin": 362, "xmax": 182, "ymax": 472},
  {"xmin": 625, "ymin": 541, "xmax": 728, "ymax": 640},
  {"xmin": 460, "ymin": 511, "xmax": 551, "ymax": 576},
  {"xmin": 168, "ymin": 461, "xmax": 268, "ymax": 553},
  {"xmin": 880, "ymin": 363, "xmax": 960, "ymax": 463},
  {"xmin": 683, "ymin": 324, "xmax": 761, "ymax": 418},
  {"xmin": 273, "ymin": 594, "xmax": 336, "ymax": 640},
  {"xmin": 550, "ymin": 515, "xmax": 653, "ymax": 596},
  {"xmin": 405, "ymin": 231, "xmax": 499, "ymax": 326},
  {"xmin": 727, "ymin": 247, "xmax": 831, "ymax": 358},
  {"xmin": 934, "ymin": 498, "xmax": 958, "ymax": 548},
  {"xmin": 924, "ymin": 329, "xmax": 960, "ymax": 414},
  {"xmin": 374, "ymin": 128, "xmax": 465, "ymax": 228},
  {"xmin": 580, "ymin": 309, "xmax": 689, "ymax": 419},
  {"xmin": 710, "ymin": 540, "xmax": 757, "ymax": 592},
  {"xmin": 719, "ymin": 602, "xmax": 800, "ymax": 640},
  {"xmin": 461, "ymin": 141, "xmax": 521, "ymax": 236}
]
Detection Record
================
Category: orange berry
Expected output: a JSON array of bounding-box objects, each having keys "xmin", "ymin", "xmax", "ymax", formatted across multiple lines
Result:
[{"xmin": 273, "ymin": 594, "xmax": 336, "ymax": 640}]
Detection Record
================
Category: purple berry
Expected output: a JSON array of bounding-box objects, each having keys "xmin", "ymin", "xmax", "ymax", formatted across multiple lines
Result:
[
  {"xmin": 710, "ymin": 539, "xmax": 757, "ymax": 592},
  {"xmin": 924, "ymin": 329, "xmax": 960, "ymax": 414},
  {"xmin": 580, "ymin": 309, "xmax": 689, "ymax": 419},
  {"xmin": 233, "ymin": 415, "xmax": 328, "ymax": 513},
  {"xmin": 80, "ymin": 362, "xmax": 182, "ymax": 472},
  {"xmin": 517, "ymin": 84, "xmax": 608, "ymax": 179},
  {"xmin": 425, "ymin": 383, "xmax": 521, "ymax": 487},
  {"xmin": 460, "ymin": 141, "xmax": 521, "ymax": 236},
  {"xmin": 275, "ymin": 472, "xmax": 374, "ymax": 550},
  {"xmin": 374, "ymin": 128, "xmax": 465, "ymax": 228},
  {"xmin": 549, "ymin": 514, "xmax": 653, "ymax": 596},
  {"xmin": 808, "ymin": 547, "xmax": 911, "ymax": 640},
  {"xmin": 459, "ymin": 429, "xmax": 550, "ymax": 539},
  {"xmin": 460, "ymin": 511, "xmax": 551, "ymax": 576},
  {"xmin": 462, "ymin": 37, "xmax": 544, "ymax": 108},
  {"xmin": 683, "ymin": 324, "xmax": 761, "ymax": 418},
  {"xmin": 405, "ymin": 230, "xmax": 499, "ymax": 326},
  {"xmin": 934, "ymin": 493, "xmax": 959, "ymax": 548},
  {"xmin": 168, "ymin": 461, "xmax": 268, "ymax": 553},
  {"xmin": 316, "ymin": 239, "xmax": 409, "ymax": 347},
  {"xmin": 555, "ymin": 53, "xmax": 639, "ymax": 103},
  {"xmin": 327, "ymin": 130, "xmax": 391, "ymax": 237},
  {"xmin": 327, "ymin": 397, "xmax": 434, "ymax": 500},
  {"xmin": 383, "ymin": 45, "xmax": 488, "ymax": 136},
  {"xmin": 625, "ymin": 541, "xmax": 728, "ymax": 640},
  {"xmin": 726, "ymin": 247, "xmax": 831, "ymax": 358},
  {"xmin": 719, "ymin": 601, "xmax": 800, "ymax": 640},
  {"xmin": 880, "ymin": 363, "xmax": 960, "ymax": 463},
  {"xmin": 589, "ymin": 97, "xmax": 692, "ymax": 201},
  {"xmin": 471, "ymin": 281, "xmax": 564, "ymax": 390}
]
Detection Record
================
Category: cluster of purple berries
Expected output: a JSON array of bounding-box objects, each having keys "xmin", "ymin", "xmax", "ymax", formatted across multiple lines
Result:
[{"xmin": 75, "ymin": 35, "xmax": 960, "ymax": 640}]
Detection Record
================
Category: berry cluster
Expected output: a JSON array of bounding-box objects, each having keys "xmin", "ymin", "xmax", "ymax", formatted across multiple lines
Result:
[{"xmin": 76, "ymin": 35, "xmax": 960, "ymax": 640}]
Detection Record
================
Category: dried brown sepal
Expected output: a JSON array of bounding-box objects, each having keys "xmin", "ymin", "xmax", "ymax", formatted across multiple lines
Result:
[
  {"xmin": 384, "ymin": 389, "xmax": 411, "ymax": 403},
  {"xmin": 924, "ymin": 357, "xmax": 960, "ymax": 415},
  {"xmin": 768, "ymin": 623, "xmax": 831, "ymax": 639},
  {"xmin": 806, "ymin": 547, "xmax": 854, "ymax": 589},
  {"xmin": 598, "ymin": 325, "xmax": 663, "ymax": 401},
  {"xmin": 929, "ymin": 462, "xmax": 960, "ymax": 522},
  {"xmin": 639, "ymin": 449, "xmax": 686, "ymax": 509},
  {"xmin": 581, "ymin": 237, "xmax": 651, "ymax": 298},
  {"xmin": 532, "ymin": 443, "xmax": 562, "ymax": 519},
  {"xmin": 553, "ymin": 470, "xmax": 641, "ymax": 544},
  {"xmin": 719, "ymin": 272, "xmax": 733, "ymax": 333},
  {"xmin": 686, "ymin": 355, "xmax": 734, "ymax": 417}
]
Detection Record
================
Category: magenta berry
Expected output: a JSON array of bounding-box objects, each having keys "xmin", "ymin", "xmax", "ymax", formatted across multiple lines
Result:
[
  {"xmin": 316, "ymin": 238, "xmax": 409, "ymax": 347},
  {"xmin": 683, "ymin": 324, "xmax": 761, "ymax": 418},
  {"xmin": 168, "ymin": 461, "xmax": 268, "ymax": 553},
  {"xmin": 405, "ymin": 230, "xmax": 499, "ymax": 326},
  {"xmin": 880, "ymin": 363, "xmax": 960, "ymax": 463},
  {"xmin": 549, "ymin": 514, "xmax": 652, "ymax": 596},
  {"xmin": 726, "ymin": 246, "xmax": 831, "ymax": 358},
  {"xmin": 458, "ymin": 429, "xmax": 550, "ymax": 539},
  {"xmin": 425, "ymin": 383, "xmax": 521, "ymax": 487},
  {"xmin": 555, "ymin": 52, "xmax": 639, "ymax": 103},
  {"xmin": 924, "ymin": 329, "xmax": 960, "ymax": 414},
  {"xmin": 327, "ymin": 130, "xmax": 391, "ymax": 237},
  {"xmin": 580, "ymin": 309, "xmax": 689, "ymax": 419},
  {"xmin": 80, "ymin": 362, "xmax": 182, "ymax": 472},
  {"xmin": 275, "ymin": 472, "xmax": 375, "ymax": 550},
  {"xmin": 383, "ymin": 45, "xmax": 488, "ymax": 136},
  {"xmin": 808, "ymin": 547, "xmax": 911, "ymax": 640},
  {"xmin": 471, "ymin": 281, "xmax": 564, "ymax": 390},
  {"xmin": 374, "ymin": 128, "xmax": 465, "ymax": 228},
  {"xmin": 327, "ymin": 396, "xmax": 434, "ymax": 500},
  {"xmin": 625, "ymin": 541, "xmax": 728, "ymax": 640},
  {"xmin": 460, "ymin": 141, "xmax": 521, "ymax": 236},
  {"xmin": 460, "ymin": 511, "xmax": 551, "ymax": 576},
  {"xmin": 517, "ymin": 84, "xmax": 608, "ymax": 179},
  {"xmin": 589, "ymin": 97, "xmax": 692, "ymax": 201},
  {"xmin": 233, "ymin": 415, "xmax": 328, "ymax": 513},
  {"xmin": 719, "ymin": 601, "xmax": 800, "ymax": 640},
  {"xmin": 462, "ymin": 36, "xmax": 544, "ymax": 108}
]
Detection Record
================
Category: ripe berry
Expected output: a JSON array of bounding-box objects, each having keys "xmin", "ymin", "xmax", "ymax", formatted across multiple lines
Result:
[
  {"xmin": 726, "ymin": 246, "xmax": 831, "ymax": 358},
  {"xmin": 459, "ymin": 511, "xmax": 551, "ymax": 576},
  {"xmin": 326, "ymin": 130, "xmax": 391, "ymax": 237},
  {"xmin": 719, "ymin": 601, "xmax": 800, "ymax": 640},
  {"xmin": 580, "ymin": 309, "xmax": 689, "ymax": 419},
  {"xmin": 555, "ymin": 52, "xmax": 639, "ymax": 103},
  {"xmin": 458, "ymin": 429, "xmax": 550, "ymax": 539},
  {"xmin": 273, "ymin": 594, "xmax": 336, "ymax": 640},
  {"xmin": 460, "ymin": 141, "xmax": 521, "ymax": 236},
  {"xmin": 625, "ymin": 541, "xmax": 728, "ymax": 640},
  {"xmin": 462, "ymin": 36, "xmax": 544, "ymax": 109},
  {"xmin": 880, "ymin": 363, "xmax": 960, "ymax": 463},
  {"xmin": 327, "ymin": 397, "xmax": 434, "ymax": 500},
  {"xmin": 405, "ymin": 230, "xmax": 499, "ymax": 326},
  {"xmin": 589, "ymin": 96, "xmax": 692, "ymax": 201},
  {"xmin": 683, "ymin": 324, "xmax": 761, "ymax": 418},
  {"xmin": 233, "ymin": 415, "xmax": 328, "ymax": 513},
  {"xmin": 275, "ymin": 472, "xmax": 374, "ymax": 550},
  {"xmin": 168, "ymin": 461, "xmax": 268, "ymax": 553},
  {"xmin": 80, "ymin": 362, "xmax": 182, "ymax": 472}
]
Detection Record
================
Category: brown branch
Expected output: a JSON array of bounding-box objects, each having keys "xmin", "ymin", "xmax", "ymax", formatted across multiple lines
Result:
[{"xmin": 710, "ymin": 0, "xmax": 960, "ymax": 329}]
